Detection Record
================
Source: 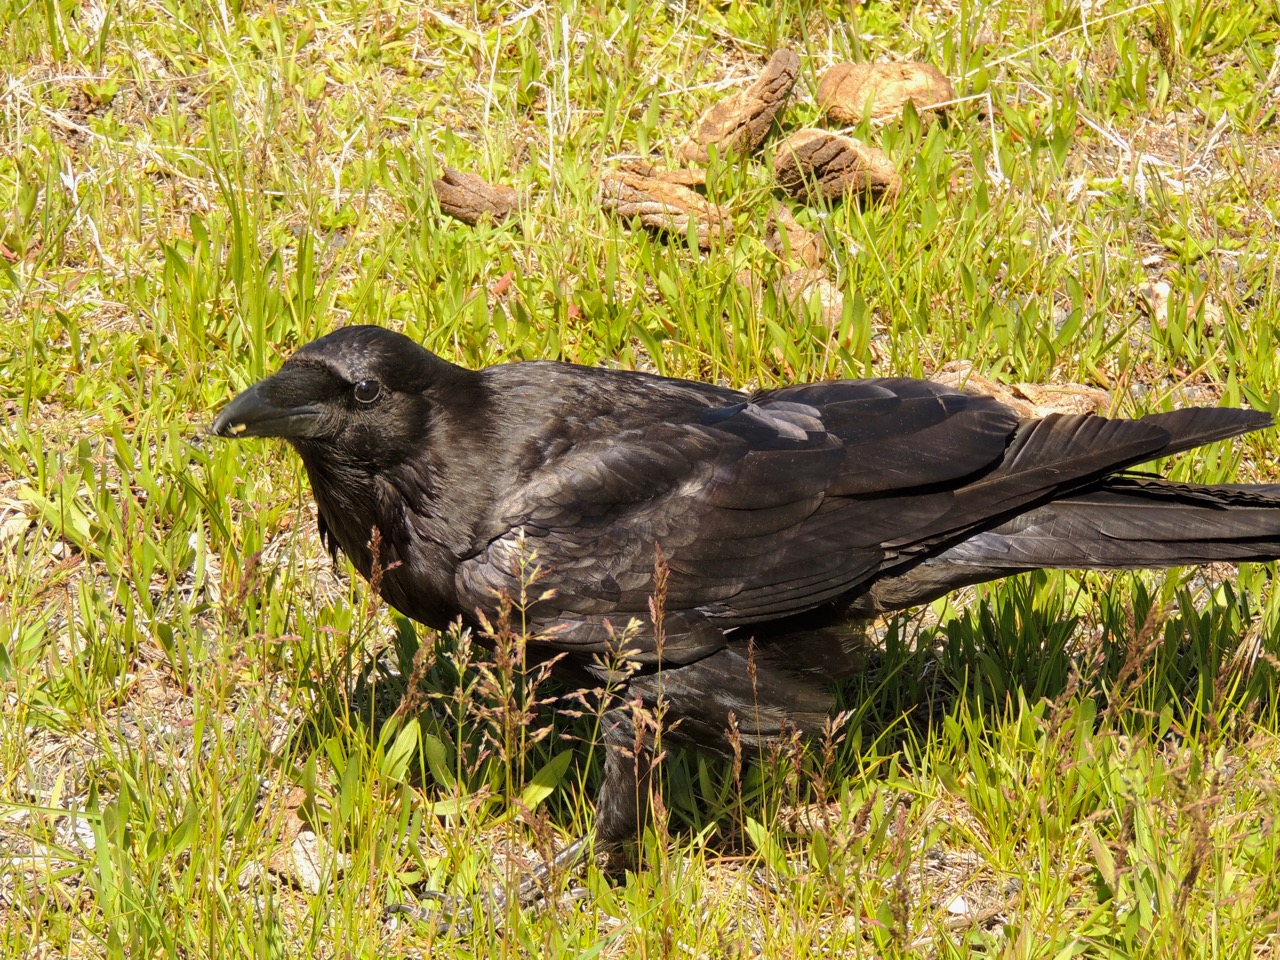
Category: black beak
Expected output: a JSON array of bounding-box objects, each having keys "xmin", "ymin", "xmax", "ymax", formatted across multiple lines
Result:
[{"xmin": 211, "ymin": 378, "xmax": 326, "ymax": 439}]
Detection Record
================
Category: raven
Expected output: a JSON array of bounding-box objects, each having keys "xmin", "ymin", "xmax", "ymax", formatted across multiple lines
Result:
[{"xmin": 213, "ymin": 324, "xmax": 1280, "ymax": 896}]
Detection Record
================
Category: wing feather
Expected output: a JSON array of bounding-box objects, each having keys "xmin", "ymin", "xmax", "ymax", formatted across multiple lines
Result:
[
  {"xmin": 457, "ymin": 378, "xmax": 1020, "ymax": 662},
  {"xmin": 457, "ymin": 371, "xmax": 1268, "ymax": 667}
]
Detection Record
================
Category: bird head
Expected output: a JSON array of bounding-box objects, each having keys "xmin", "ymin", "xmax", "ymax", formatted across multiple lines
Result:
[{"xmin": 211, "ymin": 325, "xmax": 474, "ymax": 470}]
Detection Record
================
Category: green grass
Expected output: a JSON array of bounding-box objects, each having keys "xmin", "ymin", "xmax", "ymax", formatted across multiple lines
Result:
[{"xmin": 4, "ymin": 0, "xmax": 1280, "ymax": 955}]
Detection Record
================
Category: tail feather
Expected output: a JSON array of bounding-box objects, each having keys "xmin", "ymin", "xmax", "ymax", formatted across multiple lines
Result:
[
  {"xmin": 859, "ymin": 476, "xmax": 1280, "ymax": 614},
  {"xmin": 945, "ymin": 477, "xmax": 1280, "ymax": 569},
  {"xmin": 886, "ymin": 408, "xmax": 1274, "ymax": 551},
  {"xmin": 1129, "ymin": 408, "xmax": 1273, "ymax": 462}
]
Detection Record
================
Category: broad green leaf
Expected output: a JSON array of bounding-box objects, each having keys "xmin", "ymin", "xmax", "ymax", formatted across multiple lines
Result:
[{"xmin": 518, "ymin": 749, "xmax": 572, "ymax": 811}]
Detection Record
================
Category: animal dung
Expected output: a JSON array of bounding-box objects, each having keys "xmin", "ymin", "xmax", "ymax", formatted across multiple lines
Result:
[{"xmin": 817, "ymin": 62, "xmax": 956, "ymax": 125}]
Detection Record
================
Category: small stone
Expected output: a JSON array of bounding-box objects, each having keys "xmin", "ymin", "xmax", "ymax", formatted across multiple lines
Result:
[
  {"xmin": 0, "ymin": 501, "xmax": 31, "ymax": 547},
  {"xmin": 1136, "ymin": 280, "xmax": 1172, "ymax": 325}
]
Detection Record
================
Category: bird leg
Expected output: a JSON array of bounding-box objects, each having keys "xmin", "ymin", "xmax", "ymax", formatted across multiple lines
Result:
[
  {"xmin": 388, "ymin": 706, "xmax": 652, "ymax": 932},
  {"xmin": 593, "ymin": 705, "xmax": 654, "ymax": 852},
  {"xmin": 391, "ymin": 646, "xmax": 841, "ymax": 931},
  {"xmin": 386, "ymin": 827, "xmax": 593, "ymax": 933}
]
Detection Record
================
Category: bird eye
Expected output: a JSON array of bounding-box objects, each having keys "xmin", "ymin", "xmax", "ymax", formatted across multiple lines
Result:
[{"xmin": 353, "ymin": 379, "xmax": 381, "ymax": 404}]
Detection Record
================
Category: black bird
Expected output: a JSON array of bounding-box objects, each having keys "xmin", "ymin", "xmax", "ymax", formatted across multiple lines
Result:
[{"xmin": 213, "ymin": 324, "xmax": 1280, "ymax": 899}]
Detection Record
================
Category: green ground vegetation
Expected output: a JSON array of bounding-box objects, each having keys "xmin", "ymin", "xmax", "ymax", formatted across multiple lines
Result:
[{"xmin": 3, "ymin": 0, "xmax": 1280, "ymax": 956}]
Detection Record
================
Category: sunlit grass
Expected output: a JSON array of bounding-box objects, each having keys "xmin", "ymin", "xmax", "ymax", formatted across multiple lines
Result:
[{"xmin": 3, "ymin": 0, "xmax": 1280, "ymax": 955}]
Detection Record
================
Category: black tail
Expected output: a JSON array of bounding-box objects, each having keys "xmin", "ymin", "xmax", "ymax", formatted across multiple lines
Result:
[
  {"xmin": 945, "ymin": 477, "xmax": 1280, "ymax": 569},
  {"xmin": 886, "ymin": 407, "xmax": 1273, "ymax": 553},
  {"xmin": 859, "ymin": 477, "xmax": 1280, "ymax": 614}
]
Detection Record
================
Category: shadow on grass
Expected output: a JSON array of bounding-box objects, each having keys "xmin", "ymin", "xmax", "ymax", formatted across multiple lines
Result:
[{"xmin": 290, "ymin": 566, "xmax": 1278, "ymax": 864}]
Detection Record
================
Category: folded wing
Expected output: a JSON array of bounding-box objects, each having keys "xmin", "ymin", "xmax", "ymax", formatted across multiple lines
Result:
[{"xmin": 457, "ymin": 373, "xmax": 1271, "ymax": 666}]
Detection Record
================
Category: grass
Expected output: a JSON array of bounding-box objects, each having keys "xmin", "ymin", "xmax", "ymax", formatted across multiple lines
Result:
[{"xmin": 3, "ymin": 0, "xmax": 1280, "ymax": 955}]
